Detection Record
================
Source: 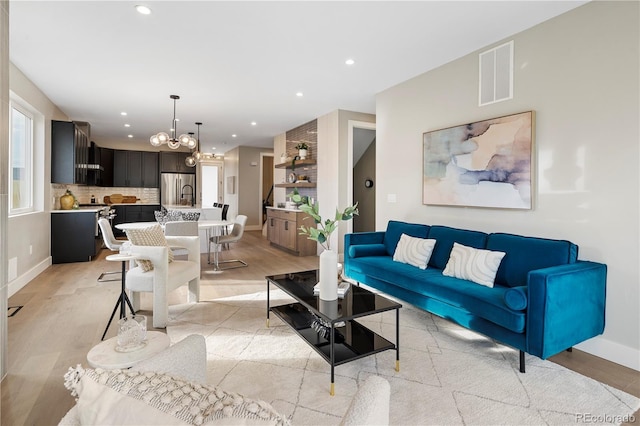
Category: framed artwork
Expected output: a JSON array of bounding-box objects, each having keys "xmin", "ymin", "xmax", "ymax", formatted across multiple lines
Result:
[{"xmin": 423, "ymin": 111, "xmax": 534, "ymax": 209}]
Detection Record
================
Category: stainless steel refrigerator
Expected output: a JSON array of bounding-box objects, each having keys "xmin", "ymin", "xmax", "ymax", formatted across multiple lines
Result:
[{"xmin": 161, "ymin": 173, "xmax": 196, "ymax": 207}]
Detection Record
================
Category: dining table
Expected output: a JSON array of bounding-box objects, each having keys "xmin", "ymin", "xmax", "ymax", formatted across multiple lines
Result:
[{"xmin": 115, "ymin": 220, "xmax": 233, "ymax": 270}]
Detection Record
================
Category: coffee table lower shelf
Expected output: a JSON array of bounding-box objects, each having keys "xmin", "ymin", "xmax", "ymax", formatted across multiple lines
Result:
[{"xmin": 271, "ymin": 302, "xmax": 397, "ymax": 393}]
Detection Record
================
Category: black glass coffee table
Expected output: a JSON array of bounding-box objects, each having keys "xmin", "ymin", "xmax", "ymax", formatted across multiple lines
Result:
[{"xmin": 266, "ymin": 269, "xmax": 401, "ymax": 395}]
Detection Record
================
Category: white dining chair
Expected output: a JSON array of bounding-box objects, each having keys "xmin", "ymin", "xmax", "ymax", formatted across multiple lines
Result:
[
  {"xmin": 211, "ymin": 215, "xmax": 248, "ymax": 270},
  {"xmin": 97, "ymin": 218, "xmax": 127, "ymax": 282}
]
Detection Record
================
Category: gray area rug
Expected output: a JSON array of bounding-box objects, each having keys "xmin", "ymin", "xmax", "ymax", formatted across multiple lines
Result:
[{"xmin": 166, "ymin": 287, "xmax": 639, "ymax": 425}]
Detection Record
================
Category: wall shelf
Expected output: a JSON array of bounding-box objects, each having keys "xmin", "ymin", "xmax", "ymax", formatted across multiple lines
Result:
[
  {"xmin": 275, "ymin": 182, "xmax": 316, "ymax": 188},
  {"xmin": 274, "ymin": 159, "xmax": 316, "ymax": 169}
]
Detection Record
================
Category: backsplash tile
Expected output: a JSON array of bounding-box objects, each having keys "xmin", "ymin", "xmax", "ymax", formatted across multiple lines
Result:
[{"xmin": 51, "ymin": 184, "xmax": 159, "ymax": 209}]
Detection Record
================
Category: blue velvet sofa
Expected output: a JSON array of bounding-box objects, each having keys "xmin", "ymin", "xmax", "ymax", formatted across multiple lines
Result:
[{"xmin": 344, "ymin": 220, "xmax": 607, "ymax": 372}]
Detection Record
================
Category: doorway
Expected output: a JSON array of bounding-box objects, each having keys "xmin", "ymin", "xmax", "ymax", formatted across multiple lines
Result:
[
  {"xmin": 201, "ymin": 161, "xmax": 224, "ymax": 207},
  {"xmin": 260, "ymin": 153, "xmax": 274, "ymax": 225},
  {"xmin": 351, "ymin": 127, "xmax": 376, "ymax": 232}
]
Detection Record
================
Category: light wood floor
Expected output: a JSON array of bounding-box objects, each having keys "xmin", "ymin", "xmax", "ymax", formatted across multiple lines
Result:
[{"xmin": 2, "ymin": 231, "xmax": 638, "ymax": 425}]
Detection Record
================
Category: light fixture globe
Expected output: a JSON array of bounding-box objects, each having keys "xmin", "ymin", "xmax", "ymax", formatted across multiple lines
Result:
[
  {"xmin": 185, "ymin": 156, "xmax": 196, "ymax": 167},
  {"xmin": 179, "ymin": 133, "xmax": 191, "ymax": 145},
  {"xmin": 193, "ymin": 151, "xmax": 202, "ymax": 160},
  {"xmin": 157, "ymin": 132, "xmax": 170, "ymax": 143},
  {"xmin": 167, "ymin": 140, "xmax": 181, "ymax": 149},
  {"xmin": 149, "ymin": 135, "xmax": 162, "ymax": 146},
  {"xmin": 186, "ymin": 136, "xmax": 197, "ymax": 149}
]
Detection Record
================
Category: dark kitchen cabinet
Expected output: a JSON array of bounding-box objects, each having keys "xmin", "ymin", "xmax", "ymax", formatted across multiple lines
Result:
[
  {"xmin": 51, "ymin": 212, "xmax": 100, "ymax": 263},
  {"xmin": 111, "ymin": 204, "xmax": 160, "ymax": 237},
  {"xmin": 51, "ymin": 120, "xmax": 89, "ymax": 184},
  {"xmin": 113, "ymin": 150, "xmax": 158, "ymax": 188},
  {"xmin": 160, "ymin": 152, "xmax": 195, "ymax": 174},
  {"xmin": 87, "ymin": 143, "xmax": 114, "ymax": 187}
]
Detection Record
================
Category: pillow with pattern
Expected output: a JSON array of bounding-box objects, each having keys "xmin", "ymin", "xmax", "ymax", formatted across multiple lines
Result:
[
  {"xmin": 443, "ymin": 243, "xmax": 506, "ymax": 287},
  {"xmin": 392, "ymin": 233, "xmax": 437, "ymax": 270},
  {"xmin": 125, "ymin": 225, "xmax": 174, "ymax": 272}
]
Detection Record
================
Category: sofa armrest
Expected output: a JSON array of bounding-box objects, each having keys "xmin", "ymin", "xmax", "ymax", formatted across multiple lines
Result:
[
  {"xmin": 526, "ymin": 260, "xmax": 606, "ymax": 359},
  {"xmin": 345, "ymin": 231, "xmax": 385, "ymax": 252}
]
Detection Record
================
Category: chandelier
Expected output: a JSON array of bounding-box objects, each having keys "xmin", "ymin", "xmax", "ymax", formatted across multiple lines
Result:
[
  {"xmin": 185, "ymin": 122, "xmax": 203, "ymax": 167},
  {"xmin": 149, "ymin": 95, "xmax": 197, "ymax": 150}
]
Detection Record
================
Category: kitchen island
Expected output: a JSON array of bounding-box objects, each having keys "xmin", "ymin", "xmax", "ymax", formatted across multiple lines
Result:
[{"xmin": 51, "ymin": 207, "xmax": 105, "ymax": 263}]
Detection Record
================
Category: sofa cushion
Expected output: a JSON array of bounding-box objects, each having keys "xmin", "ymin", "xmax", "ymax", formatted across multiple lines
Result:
[
  {"xmin": 392, "ymin": 234, "xmax": 436, "ymax": 270},
  {"xmin": 442, "ymin": 243, "xmax": 506, "ymax": 287},
  {"xmin": 348, "ymin": 256, "xmax": 525, "ymax": 333},
  {"xmin": 427, "ymin": 226, "xmax": 488, "ymax": 270},
  {"xmin": 349, "ymin": 243, "xmax": 387, "ymax": 258},
  {"xmin": 383, "ymin": 221, "xmax": 430, "ymax": 256},
  {"xmin": 487, "ymin": 233, "xmax": 578, "ymax": 288},
  {"xmin": 63, "ymin": 366, "xmax": 290, "ymax": 425}
]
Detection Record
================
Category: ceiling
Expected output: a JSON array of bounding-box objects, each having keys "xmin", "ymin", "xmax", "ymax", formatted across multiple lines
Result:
[{"xmin": 9, "ymin": 1, "xmax": 586, "ymax": 155}]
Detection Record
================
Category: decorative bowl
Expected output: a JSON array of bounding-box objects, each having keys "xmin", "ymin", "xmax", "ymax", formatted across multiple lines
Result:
[{"xmin": 154, "ymin": 211, "xmax": 168, "ymax": 225}]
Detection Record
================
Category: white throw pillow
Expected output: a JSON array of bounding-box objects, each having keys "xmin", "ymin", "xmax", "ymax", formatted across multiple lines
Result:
[
  {"xmin": 63, "ymin": 366, "xmax": 290, "ymax": 425},
  {"xmin": 125, "ymin": 225, "xmax": 174, "ymax": 272},
  {"xmin": 442, "ymin": 243, "xmax": 506, "ymax": 287},
  {"xmin": 392, "ymin": 234, "xmax": 437, "ymax": 270}
]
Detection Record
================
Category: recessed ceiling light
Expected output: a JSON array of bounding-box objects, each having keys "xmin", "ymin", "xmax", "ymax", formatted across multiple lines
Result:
[
  {"xmin": 296, "ymin": 92, "xmax": 303, "ymax": 97},
  {"xmin": 135, "ymin": 5, "xmax": 151, "ymax": 15},
  {"xmin": 251, "ymin": 122, "xmax": 257, "ymax": 126},
  {"xmin": 127, "ymin": 134, "xmax": 133, "ymax": 138},
  {"xmin": 120, "ymin": 112, "xmax": 127, "ymax": 116},
  {"xmin": 345, "ymin": 58, "xmax": 355, "ymax": 66},
  {"xmin": 124, "ymin": 124, "xmax": 131, "ymax": 127},
  {"xmin": 232, "ymin": 134, "xmax": 237, "ymax": 138},
  {"xmin": 212, "ymin": 147, "xmax": 217, "ymax": 150}
]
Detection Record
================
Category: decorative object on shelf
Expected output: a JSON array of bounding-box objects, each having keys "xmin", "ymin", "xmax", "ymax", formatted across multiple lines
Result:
[
  {"xmin": 60, "ymin": 189, "xmax": 76, "ymax": 210},
  {"xmin": 115, "ymin": 315, "xmax": 147, "ymax": 353},
  {"xmin": 423, "ymin": 110, "xmax": 534, "ymax": 209},
  {"xmin": 364, "ymin": 179, "xmax": 374, "ymax": 188},
  {"xmin": 295, "ymin": 142, "xmax": 308, "ymax": 160},
  {"xmin": 290, "ymin": 189, "xmax": 358, "ymax": 300},
  {"xmin": 296, "ymin": 174, "xmax": 309, "ymax": 183},
  {"xmin": 149, "ymin": 95, "xmax": 197, "ymax": 150},
  {"xmin": 288, "ymin": 172, "xmax": 297, "ymax": 183}
]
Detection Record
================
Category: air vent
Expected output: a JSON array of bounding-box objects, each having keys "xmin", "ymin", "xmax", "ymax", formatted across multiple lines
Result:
[{"xmin": 479, "ymin": 40, "xmax": 514, "ymax": 106}]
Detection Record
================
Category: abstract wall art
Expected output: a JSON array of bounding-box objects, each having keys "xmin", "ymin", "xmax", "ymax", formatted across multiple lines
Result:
[{"xmin": 423, "ymin": 111, "xmax": 534, "ymax": 209}]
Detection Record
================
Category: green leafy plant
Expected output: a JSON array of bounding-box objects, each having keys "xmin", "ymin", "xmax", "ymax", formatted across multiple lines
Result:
[
  {"xmin": 289, "ymin": 190, "xmax": 358, "ymax": 251},
  {"xmin": 295, "ymin": 142, "xmax": 308, "ymax": 150}
]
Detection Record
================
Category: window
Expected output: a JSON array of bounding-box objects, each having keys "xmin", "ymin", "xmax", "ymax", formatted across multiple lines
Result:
[{"xmin": 9, "ymin": 101, "xmax": 34, "ymax": 214}]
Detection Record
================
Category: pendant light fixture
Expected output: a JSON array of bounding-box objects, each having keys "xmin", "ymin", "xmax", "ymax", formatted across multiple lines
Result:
[
  {"xmin": 185, "ymin": 122, "xmax": 203, "ymax": 167},
  {"xmin": 149, "ymin": 95, "xmax": 197, "ymax": 149}
]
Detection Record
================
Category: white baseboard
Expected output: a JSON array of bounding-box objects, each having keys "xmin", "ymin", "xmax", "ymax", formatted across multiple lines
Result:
[
  {"xmin": 576, "ymin": 335, "xmax": 640, "ymax": 371},
  {"xmin": 8, "ymin": 257, "xmax": 52, "ymax": 297}
]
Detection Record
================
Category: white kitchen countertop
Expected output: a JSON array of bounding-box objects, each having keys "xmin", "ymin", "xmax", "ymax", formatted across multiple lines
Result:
[
  {"xmin": 266, "ymin": 206, "xmax": 303, "ymax": 212},
  {"xmin": 51, "ymin": 207, "xmax": 105, "ymax": 213}
]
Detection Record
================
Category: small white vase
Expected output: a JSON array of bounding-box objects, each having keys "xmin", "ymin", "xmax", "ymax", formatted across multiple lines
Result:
[
  {"xmin": 298, "ymin": 149, "xmax": 307, "ymax": 160},
  {"xmin": 319, "ymin": 249, "xmax": 338, "ymax": 301}
]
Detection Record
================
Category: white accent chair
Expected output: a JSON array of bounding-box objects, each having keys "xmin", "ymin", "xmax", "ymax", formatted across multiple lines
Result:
[
  {"xmin": 340, "ymin": 375, "xmax": 391, "ymax": 426},
  {"xmin": 97, "ymin": 218, "xmax": 126, "ymax": 282},
  {"xmin": 125, "ymin": 235, "xmax": 200, "ymax": 328},
  {"xmin": 164, "ymin": 221, "xmax": 199, "ymax": 260}
]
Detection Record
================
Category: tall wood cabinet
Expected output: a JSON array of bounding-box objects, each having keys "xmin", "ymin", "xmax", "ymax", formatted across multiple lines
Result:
[{"xmin": 266, "ymin": 208, "xmax": 317, "ymax": 256}]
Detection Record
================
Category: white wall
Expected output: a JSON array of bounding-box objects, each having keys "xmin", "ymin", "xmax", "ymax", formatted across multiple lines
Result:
[
  {"xmin": 375, "ymin": 1, "xmax": 639, "ymax": 369},
  {"xmin": 1, "ymin": 0, "xmax": 9, "ymax": 381},
  {"xmin": 7, "ymin": 63, "xmax": 68, "ymax": 296}
]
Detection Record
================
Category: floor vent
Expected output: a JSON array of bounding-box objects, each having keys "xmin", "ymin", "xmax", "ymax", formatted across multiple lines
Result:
[{"xmin": 8, "ymin": 306, "xmax": 24, "ymax": 317}]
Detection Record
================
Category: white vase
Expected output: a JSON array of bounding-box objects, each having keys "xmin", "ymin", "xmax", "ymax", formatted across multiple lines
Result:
[
  {"xmin": 298, "ymin": 149, "xmax": 307, "ymax": 160},
  {"xmin": 319, "ymin": 249, "xmax": 338, "ymax": 301}
]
